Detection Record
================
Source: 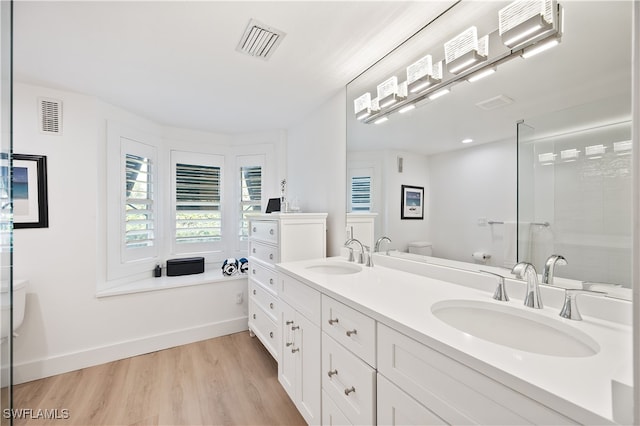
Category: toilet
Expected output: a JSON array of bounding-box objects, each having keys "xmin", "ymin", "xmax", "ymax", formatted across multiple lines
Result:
[
  {"xmin": 407, "ymin": 241, "xmax": 433, "ymax": 256},
  {"xmin": 1, "ymin": 279, "xmax": 27, "ymax": 338}
]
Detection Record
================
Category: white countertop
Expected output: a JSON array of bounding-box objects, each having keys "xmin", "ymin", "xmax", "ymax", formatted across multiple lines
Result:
[{"xmin": 276, "ymin": 256, "xmax": 633, "ymax": 424}]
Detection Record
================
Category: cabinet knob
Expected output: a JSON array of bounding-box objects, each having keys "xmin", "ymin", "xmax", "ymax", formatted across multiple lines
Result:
[
  {"xmin": 291, "ymin": 325, "xmax": 300, "ymax": 331},
  {"xmin": 269, "ymin": 254, "xmax": 274, "ymax": 260},
  {"xmin": 327, "ymin": 369, "xmax": 338, "ymax": 378},
  {"xmin": 252, "ymin": 269, "xmax": 256, "ymax": 275},
  {"xmin": 270, "ymin": 303, "xmax": 274, "ymax": 309},
  {"xmin": 252, "ymin": 227, "xmax": 257, "ymax": 232},
  {"xmin": 291, "ymin": 348, "xmax": 300, "ymax": 353},
  {"xmin": 252, "ymin": 289, "xmax": 256, "ymax": 295},
  {"xmin": 344, "ymin": 386, "xmax": 356, "ymax": 396},
  {"xmin": 286, "ymin": 320, "xmax": 294, "ymax": 325},
  {"xmin": 252, "ymin": 248, "xmax": 256, "ymax": 253},
  {"xmin": 252, "ymin": 314, "xmax": 256, "ymax": 319},
  {"xmin": 269, "ymin": 229, "xmax": 274, "ymax": 235},
  {"xmin": 328, "ymin": 318, "xmax": 339, "ymax": 325},
  {"xmin": 269, "ymin": 332, "xmax": 274, "ymax": 338},
  {"xmin": 269, "ymin": 278, "xmax": 274, "ymax": 285},
  {"xmin": 346, "ymin": 329, "xmax": 358, "ymax": 337},
  {"xmin": 286, "ymin": 342, "xmax": 293, "ymax": 347}
]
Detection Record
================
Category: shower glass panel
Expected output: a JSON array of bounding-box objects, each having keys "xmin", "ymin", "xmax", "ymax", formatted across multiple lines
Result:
[
  {"xmin": 0, "ymin": 0, "xmax": 13, "ymax": 422},
  {"xmin": 517, "ymin": 97, "xmax": 632, "ymax": 290}
]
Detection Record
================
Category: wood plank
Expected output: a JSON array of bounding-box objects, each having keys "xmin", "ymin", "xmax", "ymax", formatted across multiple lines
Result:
[{"xmin": 12, "ymin": 332, "xmax": 305, "ymax": 425}]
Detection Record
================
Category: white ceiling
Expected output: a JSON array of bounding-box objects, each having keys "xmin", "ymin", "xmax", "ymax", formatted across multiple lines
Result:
[{"xmin": 13, "ymin": 1, "xmax": 457, "ymax": 134}]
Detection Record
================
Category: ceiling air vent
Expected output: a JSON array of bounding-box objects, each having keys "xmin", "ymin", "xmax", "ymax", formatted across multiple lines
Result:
[
  {"xmin": 38, "ymin": 97, "xmax": 62, "ymax": 135},
  {"xmin": 475, "ymin": 95, "xmax": 514, "ymax": 111},
  {"xmin": 236, "ymin": 19, "xmax": 286, "ymax": 61}
]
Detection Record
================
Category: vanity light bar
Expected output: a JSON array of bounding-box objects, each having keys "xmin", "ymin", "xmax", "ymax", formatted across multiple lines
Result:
[
  {"xmin": 356, "ymin": 1, "xmax": 563, "ymax": 124},
  {"xmin": 585, "ymin": 144, "xmax": 606, "ymax": 156},
  {"xmin": 499, "ymin": 0, "xmax": 556, "ymax": 48},
  {"xmin": 560, "ymin": 148, "xmax": 579, "ymax": 161}
]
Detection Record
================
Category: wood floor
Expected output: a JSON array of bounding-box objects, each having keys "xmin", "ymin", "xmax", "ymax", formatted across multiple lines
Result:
[{"xmin": 12, "ymin": 332, "xmax": 305, "ymax": 426}]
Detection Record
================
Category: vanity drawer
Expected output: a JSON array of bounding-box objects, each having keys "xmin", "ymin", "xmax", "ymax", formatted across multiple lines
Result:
[
  {"xmin": 322, "ymin": 295, "xmax": 376, "ymax": 367},
  {"xmin": 248, "ymin": 299, "xmax": 279, "ymax": 360},
  {"xmin": 249, "ymin": 280, "xmax": 278, "ymax": 323},
  {"xmin": 249, "ymin": 260, "xmax": 277, "ymax": 295},
  {"xmin": 322, "ymin": 390, "xmax": 352, "ymax": 426},
  {"xmin": 377, "ymin": 373, "xmax": 446, "ymax": 425},
  {"xmin": 250, "ymin": 220, "xmax": 278, "ymax": 244},
  {"xmin": 377, "ymin": 324, "xmax": 573, "ymax": 425},
  {"xmin": 249, "ymin": 241, "xmax": 279, "ymax": 266},
  {"xmin": 279, "ymin": 272, "xmax": 321, "ymax": 325},
  {"xmin": 322, "ymin": 332, "xmax": 376, "ymax": 426}
]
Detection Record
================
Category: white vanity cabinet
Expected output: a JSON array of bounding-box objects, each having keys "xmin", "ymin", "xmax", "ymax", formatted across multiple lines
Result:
[
  {"xmin": 377, "ymin": 324, "xmax": 575, "ymax": 425},
  {"xmin": 278, "ymin": 272, "xmax": 322, "ymax": 425},
  {"xmin": 247, "ymin": 213, "xmax": 327, "ymax": 362},
  {"xmin": 321, "ymin": 295, "xmax": 377, "ymax": 425}
]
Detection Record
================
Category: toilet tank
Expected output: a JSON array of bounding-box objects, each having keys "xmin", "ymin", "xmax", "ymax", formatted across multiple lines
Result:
[{"xmin": 407, "ymin": 241, "xmax": 432, "ymax": 256}]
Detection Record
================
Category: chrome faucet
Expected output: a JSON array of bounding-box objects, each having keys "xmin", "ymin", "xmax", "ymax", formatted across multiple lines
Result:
[
  {"xmin": 542, "ymin": 254, "xmax": 567, "ymax": 285},
  {"xmin": 559, "ymin": 288, "xmax": 605, "ymax": 321},
  {"xmin": 344, "ymin": 238, "xmax": 365, "ymax": 264},
  {"xmin": 374, "ymin": 236, "xmax": 392, "ymax": 254},
  {"xmin": 479, "ymin": 270, "xmax": 509, "ymax": 302},
  {"xmin": 511, "ymin": 262, "xmax": 543, "ymax": 309}
]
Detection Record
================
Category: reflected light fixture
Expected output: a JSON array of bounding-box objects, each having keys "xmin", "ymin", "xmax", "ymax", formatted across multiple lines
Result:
[
  {"xmin": 461, "ymin": 138, "xmax": 474, "ymax": 144},
  {"xmin": 538, "ymin": 152, "xmax": 556, "ymax": 164},
  {"xmin": 407, "ymin": 56, "xmax": 443, "ymax": 93},
  {"xmin": 445, "ymin": 28, "xmax": 488, "ymax": 75},
  {"xmin": 560, "ymin": 148, "xmax": 579, "ymax": 161},
  {"xmin": 399, "ymin": 104, "xmax": 416, "ymax": 114},
  {"xmin": 374, "ymin": 116, "xmax": 389, "ymax": 125},
  {"xmin": 614, "ymin": 140, "xmax": 632, "ymax": 155},
  {"xmin": 585, "ymin": 144, "xmax": 606, "ymax": 158},
  {"xmin": 377, "ymin": 76, "xmax": 406, "ymax": 109},
  {"xmin": 521, "ymin": 37, "xmax": 560, "ymax": 58},
  {"xmin": 428, "ymin": 88, "xmax": 450, "ymax": 100},
  {"xmin": 354, "ymin": 93, "xmax": 379, "ymax": 121},
  {"xmin": 499, "ymin": 0, "xmax": 557, "ymax": 48},
  {"xmin": 467, "ymin": 67, "xmax": 496, "ymax": 82}
]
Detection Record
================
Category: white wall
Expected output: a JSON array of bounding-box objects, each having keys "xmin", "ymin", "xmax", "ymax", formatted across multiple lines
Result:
[
  {"xmin": 12, "ymin": 82, "xmax": 271, "ymax": 383},
  {"xmin": 428, "ymin": 139, "xmax": 516, "ymax": 267},
  {"xmin": 287, "ymin": 90, "xmax": 346, "ymax": 256}
]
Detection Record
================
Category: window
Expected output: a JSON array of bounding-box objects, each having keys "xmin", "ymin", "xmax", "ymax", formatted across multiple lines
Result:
[
  {"xmin": 350, "ymin": 175, "xmax": 372, "ymax": 212},
  {"xmin": 125, "ymin": 153, "xmax": 154, "ymax": 250},
  {"xmin": 171, "ymin": 151, "xmax": 224, "ymax": 255},
  {"xmin": 239, "ymin": 165, "xmax": 262, "ymax": 240}
]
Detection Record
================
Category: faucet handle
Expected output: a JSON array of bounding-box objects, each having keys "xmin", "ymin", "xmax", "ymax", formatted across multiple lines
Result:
[
  {"xmin": 559, "ymin": 288, "xmax": 606, "ymax": 321},
  {"xmin": 364, "ymin": 245, "xmax": 373, "ymax": 267},
  {"xmin": 479, "ymin": 270, "xmax": 509, "ymax": 302},
  {"xmin": 345, "ymin": 247, "xmax": 354, "ymax": 262}
]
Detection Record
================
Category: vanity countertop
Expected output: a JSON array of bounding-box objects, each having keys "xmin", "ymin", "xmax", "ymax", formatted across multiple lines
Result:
[{"xmin": 276, "ymin": 256, "xmax": 632, "ymax": 424}]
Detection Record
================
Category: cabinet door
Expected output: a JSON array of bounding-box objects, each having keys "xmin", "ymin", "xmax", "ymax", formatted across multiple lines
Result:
[
  {"xmin": 279, "ymin": 301, "xmax": 297, "ymax": 401},
  {"xmin": 297, "ymin": 313, "xmax": 322, "ymax": 425},
  {"xmin": 377, "ymin": 374, "xmax": 446, "ymax": 426}
]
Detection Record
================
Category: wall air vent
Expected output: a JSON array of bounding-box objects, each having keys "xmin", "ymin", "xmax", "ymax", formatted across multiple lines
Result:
[
  {"xmin": 38, "ymin": 97, "xmax": 62, "ymax": 135},
  {"xmin": 475, "ymin": 95, "xmax": 514, "ymax": 111},
  {"xmin": 236, "ymin": 19, "xmax": 286, "ymax": 61}
]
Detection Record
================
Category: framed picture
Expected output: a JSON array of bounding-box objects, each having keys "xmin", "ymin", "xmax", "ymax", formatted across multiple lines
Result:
[
  {"xmin": 401, "ymin": 185, "xmax": 424, "ymax": 220},
  {"xmin": 13, "ymin": 154, "xmax": 49, "ymax": 229}
]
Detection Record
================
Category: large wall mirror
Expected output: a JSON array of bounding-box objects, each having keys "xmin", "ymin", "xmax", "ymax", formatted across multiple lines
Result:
[{"xmin": 345, "ymin": 1, "xmax": 632, "ymax": 295}]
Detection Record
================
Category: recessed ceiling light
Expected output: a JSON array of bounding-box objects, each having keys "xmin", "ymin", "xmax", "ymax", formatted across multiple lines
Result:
[{"xmin": 462, "ymin": 138, "xmax": 473, "ymax": 144}]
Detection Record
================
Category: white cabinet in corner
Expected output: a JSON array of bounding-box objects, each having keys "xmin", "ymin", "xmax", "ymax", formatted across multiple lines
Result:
[
  {"xmin": 278, "ymin": 273, "xmax": 322, "ymax": 425},
  {"xmin": 247, "ymin": 213, "xmax": 327, "ymax": 363}
]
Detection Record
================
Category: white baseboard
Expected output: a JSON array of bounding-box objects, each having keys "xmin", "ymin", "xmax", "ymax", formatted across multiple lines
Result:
[{"xmin": 13, "ymin": 316, "xmax": 248, "ymax": 384}]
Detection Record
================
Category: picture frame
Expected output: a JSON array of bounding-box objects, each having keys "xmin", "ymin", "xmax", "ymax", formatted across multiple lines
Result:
[
  {"xmin": 12, "ymin": 154, "xmax": 49, "ymax": 229},
  {"xmin": 401, "ymin": 184, "xmax": 424, "ymax": 220}
]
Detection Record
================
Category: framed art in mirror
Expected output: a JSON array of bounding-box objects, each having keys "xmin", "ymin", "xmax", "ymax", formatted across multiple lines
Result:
[
  {"xmin": 401, "ymin": 185, "xmax": 424, "ymax": 220},
  {"xmin": 13, "ymin": 153, "xmax": 49, "ymax": 229}
]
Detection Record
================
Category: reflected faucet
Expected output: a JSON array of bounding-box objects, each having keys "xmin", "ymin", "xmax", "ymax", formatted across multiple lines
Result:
[
  {"xmin": 344, "ymin": 238, "xmax": 365, "ymax": 264},
  {"xmin": 511, "ymin": 262, "xmax": 543, "ymax": 309},
  {"xmin": 374, "ymin": 236, "xmax": 392, "ymax": 254},
  {"xmin": 542, "ymin": 254, "xmax": 567, "ymax": 285}
]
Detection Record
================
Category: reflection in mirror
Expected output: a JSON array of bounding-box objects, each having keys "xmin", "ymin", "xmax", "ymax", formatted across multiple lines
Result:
[{"xmin": 346, "ymin": 0, "xmax": 632, "ymax": 298}]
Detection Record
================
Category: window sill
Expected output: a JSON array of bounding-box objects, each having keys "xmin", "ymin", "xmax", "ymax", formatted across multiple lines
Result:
[{"xmin": 97, "ymin": 270, "xmax": 248, "ymax": 298}]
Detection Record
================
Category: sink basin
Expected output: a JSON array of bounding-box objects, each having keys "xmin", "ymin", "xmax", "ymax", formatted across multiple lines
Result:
[
  {"xmin": 305, "ymin": 262, "xmax": 362, "ymax": 275},
  {"xmin": 431, "ymin": 300, "xmax": 600, "ymax": 357}
]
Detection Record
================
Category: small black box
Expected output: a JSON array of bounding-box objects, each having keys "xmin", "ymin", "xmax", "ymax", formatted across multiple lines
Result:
[{"xmin": 166, "ymin": 257, "xmax": 205, "ymax": 276}]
